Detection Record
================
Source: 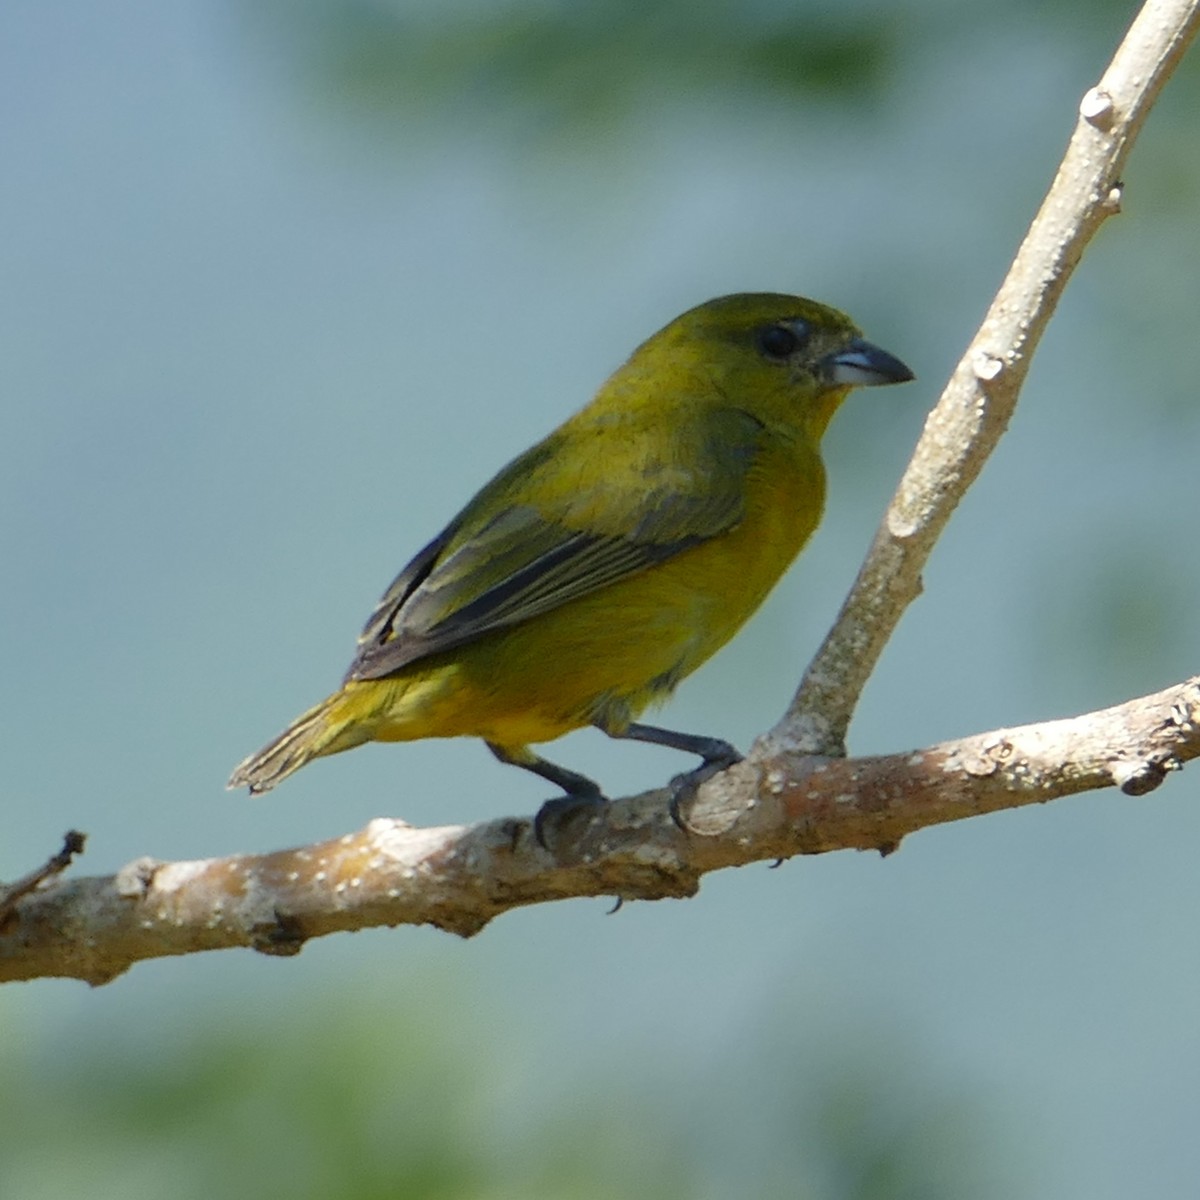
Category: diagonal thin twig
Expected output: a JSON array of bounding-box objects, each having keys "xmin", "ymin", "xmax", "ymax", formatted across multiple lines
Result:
[
  {"xmin": 0, "ymin": 831, "xmax": 87, "ymax": 928},
  {"xmin": 776, "ymin": 0, "xmax": 1200, "ymax": 758}
]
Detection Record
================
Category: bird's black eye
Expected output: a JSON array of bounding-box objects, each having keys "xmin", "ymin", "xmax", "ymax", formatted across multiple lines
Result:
[{"xmin": 756, "ymin": 321, "xmax": 808, "ymax": 361}]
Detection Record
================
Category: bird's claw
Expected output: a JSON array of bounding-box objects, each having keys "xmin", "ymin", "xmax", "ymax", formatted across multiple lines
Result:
[
  {"xmin": 533, "ymin": 792, "xmax": 609, "ymax": 851},
  {"xmin": 668, "ymin": 753, "xmax": 742, "ymax": 833}
]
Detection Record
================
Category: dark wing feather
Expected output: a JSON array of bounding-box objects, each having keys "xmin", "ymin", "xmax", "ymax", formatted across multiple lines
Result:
[
  {"xmin": 354, "ymin": 527, "xmax": 455, "ymax": 651},
  {"xmin": 346, "ymin": 409, "xmax": 762, "ymax": 682},
  {"xmin": 349, "ymin": 520, "xmax": 698, "ymax": 680}
]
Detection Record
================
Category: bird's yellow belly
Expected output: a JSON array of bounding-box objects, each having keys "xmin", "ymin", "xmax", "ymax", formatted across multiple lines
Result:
[{"xmin": 355, "ymin": 457, "xmax": 819, "ymax": 748}]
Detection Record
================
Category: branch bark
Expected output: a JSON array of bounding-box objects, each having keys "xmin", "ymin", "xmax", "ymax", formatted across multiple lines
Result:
[
  {"xmin": 3, "ymin": 678, "xmax": 1198, "ymax": 985},
  {"xmin": 3, "ymin": 0, "xmax": 1197, "ymax": 985}
]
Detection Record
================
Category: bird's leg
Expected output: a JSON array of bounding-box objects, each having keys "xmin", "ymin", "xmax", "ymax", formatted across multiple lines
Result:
[
  {"xmin": 596, "ymin": 721, "xmax": 743, "ymax": 830},
  {"xmin": 486, "ymin": 742, "xmax": 608, "ymax": 849},
  {"xmin": 607, "ymin": 722, "xmax": 742, "ymax": 768}
]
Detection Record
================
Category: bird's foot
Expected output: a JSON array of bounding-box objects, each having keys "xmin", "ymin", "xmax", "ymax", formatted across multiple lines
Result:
[
  {"xmin": 668, "ymin": 748, "xmax": 743, "ymax": 833},
  {"xmin": 534, "ymin": 792, "xmax": 609, "ymax": 851}
]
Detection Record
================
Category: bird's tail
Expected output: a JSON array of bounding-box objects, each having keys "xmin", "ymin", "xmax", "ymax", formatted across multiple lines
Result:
[{"xmin": 227, "ymin": 690, "xmax": 372, "ymax": 794}]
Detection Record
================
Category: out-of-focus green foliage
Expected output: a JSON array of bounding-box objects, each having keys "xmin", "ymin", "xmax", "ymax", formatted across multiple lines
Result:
[
  {"xmin": 0, "ymin": 985, "xmax": 1002, "ymax": 1200},
  {"xmin": 243, "ymin": 0, "xmax": 907, "ymax": 134},
  {"xmin": 0, "ymin": 988, "xmax": 680, "ymax": 1200},
  {"xmin": 240, "ymin": 0, "xmax": 1170, "ymax": 147}
]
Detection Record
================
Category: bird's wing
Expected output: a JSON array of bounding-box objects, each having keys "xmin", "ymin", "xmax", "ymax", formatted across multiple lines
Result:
[{"xmin": 346, "ymin": 410, "xmax": 762, "ymax": 681}]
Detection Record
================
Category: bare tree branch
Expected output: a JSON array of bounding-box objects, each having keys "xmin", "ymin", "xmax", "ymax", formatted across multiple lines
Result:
[
  {"xmin": 3, "ymin": 678, "xmax": 1197, "ymax": 986},
  {"xmin": 0, "ymin": 832, "xmax": 86, "ymax": 927},
  {"xmin": 3, "ymin": 0, "xmax": 1197, "ymax": 986},
  {"xmin": 777, "ymin": 0, "xmax": 1200, "ymax": 758}
]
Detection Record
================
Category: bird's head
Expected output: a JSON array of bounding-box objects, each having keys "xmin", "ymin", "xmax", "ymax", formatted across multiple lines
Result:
[{"xmin": 631, "ymin": 292, "xmax": 914, "ymax": 441}]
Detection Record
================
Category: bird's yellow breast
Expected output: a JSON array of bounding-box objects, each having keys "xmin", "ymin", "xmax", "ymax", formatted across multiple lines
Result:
[{"xmin": 348, "ymin": 434, "xmax": 825, "ymax": 749}]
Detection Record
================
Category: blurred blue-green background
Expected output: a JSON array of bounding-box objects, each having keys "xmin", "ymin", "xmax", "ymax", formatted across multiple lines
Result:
[{"xmin": 4, "ymin": 1, "xmax": 1200, "ymax": 1196}]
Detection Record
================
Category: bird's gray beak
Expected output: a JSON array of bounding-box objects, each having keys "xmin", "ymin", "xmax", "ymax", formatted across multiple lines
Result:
[{"xmin": 823, "ymin": 337, "xmax": 914, "ymax": 387}]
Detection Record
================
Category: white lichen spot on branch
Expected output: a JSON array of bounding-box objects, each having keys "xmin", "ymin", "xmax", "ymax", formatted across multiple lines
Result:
[
  {"xmin": 972, "ymin": 350, "xmax": 1006, "ymax": 383},
  {"xmin": 1080, "ymin": 86, "xmax": 1117, "ymax": 128},
  {"xmin": 114, "ymin": 857, "xmax": 161, "ymax": 898}
]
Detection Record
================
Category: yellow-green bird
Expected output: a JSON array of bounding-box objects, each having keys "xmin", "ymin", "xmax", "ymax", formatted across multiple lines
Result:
[{"xmin": 229, "ymin": 293, "xmax": 912, "ymax": 835}]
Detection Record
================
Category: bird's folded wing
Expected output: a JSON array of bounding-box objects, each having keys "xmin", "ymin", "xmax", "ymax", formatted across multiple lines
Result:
[{"xmin": 347, "ymin": 413, "xmax": 760, "ymax": 681}]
